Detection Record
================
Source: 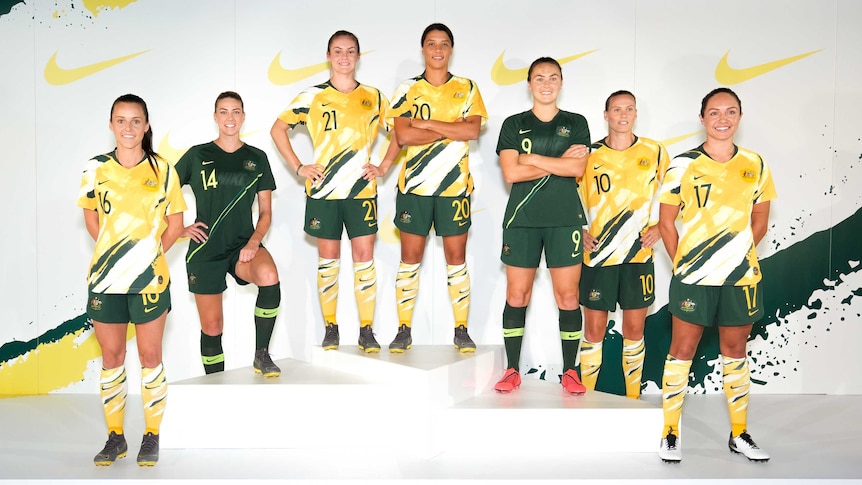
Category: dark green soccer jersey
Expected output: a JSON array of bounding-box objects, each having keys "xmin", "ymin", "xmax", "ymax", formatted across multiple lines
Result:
[
  {"xmin": 175, "ymin": 142, "xmax": 276, "ymax": 261},
  {"xmin": 496, "ymin": 110, "xmax": 590, "ymax": 228}
]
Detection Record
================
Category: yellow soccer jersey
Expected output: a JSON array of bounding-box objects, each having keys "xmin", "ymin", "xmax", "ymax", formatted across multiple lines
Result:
[
  {"xmin": 659, "ymin": 145, "xmax": 777, "ymax": 286},
  {"xmin": 278, "ymin": 81, "xmax": 390, "ymax": 200},
  {"xmin": 580, "ymin": 136, "xmax": 669, "ymax": 266},
  {"xmin": 77, "ymin": 152, "xmax": 187, "ymax": 294},
  {"xmin": 386, "ymin": 74, "xmax": 488, "ymax": 197}
]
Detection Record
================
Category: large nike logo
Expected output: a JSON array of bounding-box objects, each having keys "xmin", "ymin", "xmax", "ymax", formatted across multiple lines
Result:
[
  {"xmin": 44, "ymin": 50, "xmax": 149, "ymax": 86},
  {"xmin": 491, "ymin": 49, "xmax": 598, "ymax": 86},
  {"xmin": 714, "ymin": 49, "xmax": 822, "ymax": 85},
  {"xmin": 661, "ymin": 130, "xmax": 703, "ymax": 148},
  {"xmin": 268, "ymin": 50, "xmax": 371, "ymax": 85}
]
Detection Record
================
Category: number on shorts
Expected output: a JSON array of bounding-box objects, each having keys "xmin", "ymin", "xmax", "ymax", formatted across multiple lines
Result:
[
  {"xmin": 451, "ymin": 198, "xmax": 470, "ymax": 222},
  {"xmin": 742, "ymin": 284, "xmax": 757, "ymax": 310},
  {"xmin": 639, "ymin": 274, "xmax": 654, "ymax": 296},
  {"xmin": 362, "ymin": 199, "xmax": 377, "ymax": 221},
  {"xmin": 521, "ymin": 138, "xmax": 532, "ymax": 154},
  {"xmin": 571, "ymin": 230, "xmax": 582, "ymax": 252},
  {"xmin": 200, "ymin": 169, "xmax": 218, "ymax": 190},
  {"xmin": 141, "ymin": 293, "xmax": 160, "ymax": 305}
]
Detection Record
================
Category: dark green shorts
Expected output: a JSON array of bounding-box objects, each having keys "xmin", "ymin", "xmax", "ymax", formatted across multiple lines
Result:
[
  {"xmin": 668, "ymin": 276, "xmax": 764, "ymax": 327},
  {"xmin": 305, "ymin": 197, "xmax": 378, "ymax": 240},
  {"xmin": 186, "ymin": 246, "xmax": 254, "ymax": 294},
  {"xmin": 501, "ymin": 225, "xmax": 584, "ymax": 268},
  {"xmin": 87, "ymin": 287, "xmax": 171, "ymax": 324},
  {"xmin": 394, "ymin": 192, "xmax": 470, "ymax": 237},
  {"xmin": 580, "ymin": 262, "xmax": 655, "ymax": 311}
]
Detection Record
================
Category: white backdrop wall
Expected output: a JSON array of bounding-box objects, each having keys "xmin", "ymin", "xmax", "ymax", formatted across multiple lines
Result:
[{"xmin": 1, "ymin": 0, "xmax": 860, "ymax": 396}]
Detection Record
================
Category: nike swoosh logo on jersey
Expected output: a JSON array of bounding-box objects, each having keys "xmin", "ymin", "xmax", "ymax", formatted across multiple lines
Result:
[
  {"xmin": 593, "ymin": 164, "xmax": 603, "ymax": 170},
  {"xmin": 748, "ymin": 309, "xmax": 759, "ymax": 317},
  {"xmin": 519, "ymin": 129, "xmax": 532, "ymax": 134},
  {"xmin": 144, "ymin": 306, "xmax": 158, "ymax": 313},
  {"xmin": 571, "ymin": 251, "xmax": 581, "ymax": 258},
  {"xmin": 458, "ymin": 221, "xmax": 468, "ymax": 227},
  {"xmin": 714, "ymin": 49, "xmax": 821, "ymax": 85},
  {"xmin": 268, "ymin": 51, "xmax": 371, "ymax": 85},
  {"xmin": 44, "ymin": 50, "xmax": 149, "ymax": 85},
  {"xmin": 97, "ymin": 180, "xmax": 109, "ymax": 185},
  {"xmin": 694, "ymin": 175, "xmax": 706, "ymax": 180},
  {"xmin": 368, "ymin": 222, "xmax": 377, "ymax": 227},
  {"xmin": 202, "ymin": 161, "xmax": 215, "ymax": 165},
  {"xmin": 414, "ymin": 95, "xmax": 424, "ymax": 101},
  {"xmin": 491, "ymin": 49, "xmax": 598, "ymax": 86}
]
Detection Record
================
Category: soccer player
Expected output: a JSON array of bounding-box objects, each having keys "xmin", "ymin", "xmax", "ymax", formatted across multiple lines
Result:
[
  {"xmin": 657, "ymin": 88, "xmax": 776, "ymax": 463},
  {"xmin": 494, "ymin": 57, "xmax": 591, "ymax": 394},
  {"xmin": 386, "ymin": 23, "xmax": 488, "ymax": 353},
  {"xmin": 577, "ymin": 90, "xmax": 669, "ymax": 399},
  {"xmin": 271, "ymin": 30, "xmax": 401, "ymax": 352},
  {"xmin": 176, "ymin": 91, "xmax": 282, "ymax": 378},
  {"xmin": 80, "ymin": 94, "xmax": 186, "ymax": 466}
]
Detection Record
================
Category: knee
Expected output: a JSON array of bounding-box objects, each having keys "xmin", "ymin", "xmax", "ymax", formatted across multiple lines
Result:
[
  {"xmin": 200, "ymin": 316, "xmax": 224, "ymax": 335},
  {"xmin": 255, "ymin": 266, "xmax": 279, "ymax": 287},
  {"xmin": 554, "ymin": 291, "xmax": 579, "ymax": 311},
  {"xmin": 506, "ymin": 290, "xmax": 531, "ymax": 308},
  {"xmin": 100, "ymin": 348, "xmax": 127, "ymax": 369},
  {"xmin": 137, "ymin": 350, "xmax": 162, "ymax": 369}
]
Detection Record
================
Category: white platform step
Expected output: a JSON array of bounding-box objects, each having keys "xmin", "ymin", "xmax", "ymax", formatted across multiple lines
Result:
[{"xmin": 161, "ymin": 346, "xmax": 661, "ymax": 454}]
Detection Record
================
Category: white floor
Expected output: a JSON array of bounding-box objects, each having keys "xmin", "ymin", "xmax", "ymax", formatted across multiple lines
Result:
[{"xmin": 1, "ymin": 390, "xmax": 861, "ymax": 483}]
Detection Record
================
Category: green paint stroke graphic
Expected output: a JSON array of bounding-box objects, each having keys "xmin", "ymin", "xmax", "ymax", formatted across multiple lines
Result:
[
  {"xmin": 0, "ymin": 0, "xmax": 25, "ymax": 16},
  {"xmin": 0, "ymin": 314, "xmax": 91, "ymax": 363},
  {"xmin": 594, "ymin": 207, "xmax": 862, "ymax": 396}
]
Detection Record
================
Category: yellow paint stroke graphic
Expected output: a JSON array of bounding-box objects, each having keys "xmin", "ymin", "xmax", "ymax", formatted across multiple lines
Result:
[
  {"xmin": 0, "ymin": 315, "xmax": 135, "ymax": 395},
  {"xmin": 661, "ymin": 130, "xmax": 703, "ymax": 148},
  {"xmin": 44, "ymin": 50, "xmax": 149, "ymax": 85},
  {"xmin": 378, "ymin": 212, "xmax": 401, "ymax": 245},
  {"xmin": 82, "ymin": 0, "xmax": 138, "ymax": 17},
  {"xmin": 715, "ymin": 49, "xmax": 822, "ymax": 85},
  {"xmin": 269, "ymin": 51, "xmax": 373, "ymax": 86},
  {"xmin": 492, "ymin": 50, "xmax": 598, "ymax": 86}
]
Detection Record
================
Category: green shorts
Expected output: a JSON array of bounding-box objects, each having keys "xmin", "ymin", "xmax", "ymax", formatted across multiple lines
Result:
[
  {"xmin": 580, "ymin": 262, "xmax": 655, "ymax": 311},
  {"xmin": 668, "ymin": 276, "xmax": 764, "ymax": 327},
  {"xmin": 186, "ymin": 246, "xmax": 254, "ymax": 294},
  {"xmin": 87, "ymin": 287, "xmax": 171, "ymax": 324},
  {"xmin": 394, "ymin": 192, "xmax": 471, "ymax": 237},
  {"xmin": 501, "ymin": 225, "xmax": 584, "ymax": 268},
  {"xmin": 305, "ymin": 196, "xmax": 378, "ymax": 240}
]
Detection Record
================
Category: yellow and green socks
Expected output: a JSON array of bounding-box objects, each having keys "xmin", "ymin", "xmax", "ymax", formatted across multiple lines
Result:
[
  {"xmin": 579, "ymin": 339, "xmax": 603, "ymax": 390},
  {"xmin": 447, "ymin": 263, "xmax": 470, "ymax": 327},
  {"xmin": 661, "ymin": 354, "xmax": 692, "ymax": 435},
  {"xmin": 354, "ymin": 260, "xmax": 377, "ymax": 328},
  {"xmin": 396, "ymin": 262, "xmax": 420, "ymax": 327},
  {"xmin": 100, "ymin": 365, "xmax": 127, "ymax": 435},
  {"xmin": 141, "ymin": 363, "xmax": 167, "ymax": 436},
  {"xmin": 623, "ymin": 338, "xmax": 645, "ymax": 399},
  {"xmin": 318, "ymin": 258, "xmax": 340, "ymax": 327},
  {"xmin": 723, "ymin": 356, "xmax": 750, "ymax": 437}
]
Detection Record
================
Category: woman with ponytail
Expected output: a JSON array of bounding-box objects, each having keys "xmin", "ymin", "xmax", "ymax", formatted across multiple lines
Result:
[{"xmin": 78, "ymin": 94, "xmax": 186, "ymax": 467}]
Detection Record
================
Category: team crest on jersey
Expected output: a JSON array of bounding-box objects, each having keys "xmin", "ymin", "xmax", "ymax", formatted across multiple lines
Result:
[
  {"xmin": 588, "ymin": 289, "xmax": 602, "ymax": 302},
  {"xmin": 502, "ymin": 243, "xmax": 511, "ymax": 256},
  {"xmin": 399, "ymin": 211, "xmax": 412, "ymax": 224},
  {"xmin": 453, "ymin": 92, "xmax": 465, "ymax": 99},
  {"xmin": 637, "ymin": 158, "xmax": 651, "ymax": 170},
  {"xmin": 556, "ymin": 126, "xmax": 571, "ymax": 137},
  {"xmin": 309, "ymin": 218, "xmax": 321, "ymax": 230},
  {"xmin": 90, "ymin": 296, "xmax": 102, "ymax": 311},
  {"xmin": 361, "ymin": 99, "xmax": 373, "ymax": 109},
  {"xmin": 680, "ymin": 298, "xmax": 697, "ymax": 313},
  {"xmin": 243, "ymin": 160, "xmax": 257, "ymax": 171},
  {"xmin": 142, "ymin": 178, "xmax": 158, "ymax": 191},
  {"xmin": 188, "ymin": 273, "xmax": 197, "ymax": 285},
  {"xmin": 740, "ymin": 169, "xmax": 756, "ymax": 182}
]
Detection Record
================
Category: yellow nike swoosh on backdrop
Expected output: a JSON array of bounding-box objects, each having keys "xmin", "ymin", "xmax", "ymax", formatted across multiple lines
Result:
[
  {"xmin": 714, "ymin": 49, "xmax": 822, "ymax": 85},
  {"xmin": 491, "ymin": 50, "xmax": 598, "ymax": 86},
  {"xmin": 44, "ymin": 49, "xmax": 149, "ymax": 85},
  {"xmin": 268, "ymin": 50, "xmax": 373, "ymax": 85},
  {"xmin": 661, "ymin": 130, "xmax": 703, "ymax": 148},
  {"xmin": 158, "ymin": 130, "xmax": 258, "ymax": 164}
]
